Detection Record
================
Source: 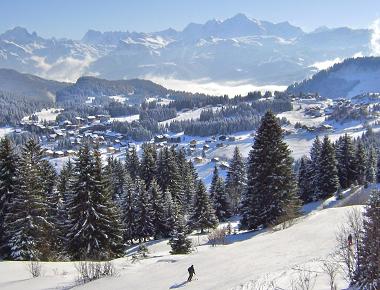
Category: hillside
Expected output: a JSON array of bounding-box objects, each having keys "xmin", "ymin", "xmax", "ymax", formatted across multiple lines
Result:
[
  {"xmin": 56, "ymin": 76, "xmax": 170, "ymax": 103},
  {"xmin": 0, "ymin": 205, "xmax": 359, "ymax": 290},
  {"xmin": 0, "ymin": 68, "xmax": 69, "ymax": 102},
  {"xmin": 287, "ymin": 57, "xmax": 380, "ymax": 98}
]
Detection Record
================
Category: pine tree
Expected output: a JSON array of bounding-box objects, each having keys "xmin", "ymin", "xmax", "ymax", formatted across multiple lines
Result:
[
  {"xmin": 56, "ymin": 159, "xmax": 74, "ymax": 254},
  {"xmin": 0, "ymin": 137, "xmax": 18, "ymax": 258},
  {"xmin": 209, "ymin": 165, "xmax": 220, "ymax": 198},
  {"xmin": 169, "ymin": 201, "xmax": 192, "ymax": 255},
  {"xmin": 149, "ymin": 178, "xmax": 168, "ymax": 239},
  {"xmin": 211, "ymin": 175, "xmax": 231, "ymax": 221},
  {"xmin": 135, "ymin": 178, "xmax": 154, "ymax": 242},
  {"xmin": 240, "ymin": 111, "xmax": 299, "ymax": 230},
  {"xmin": 297, "ymin": 156, "xmax": 314, "ymax": 204},
  {"xmin": 104, "ymin": 157, "xmax": 126, "ymax": 204},
  {"xmin": 66, "ymin": 144, "xmax": 124, "ymax": 260},
  {"xmin": 126, "ymin": 147, "xmax": 140, "ymax": 180},
  {"xmin": 140, "ymin": 143, "xmax": 157, "ymax": 189},
  {"xmin": 121, "ymin": 173, "xmax": 138, "ymax": 244},
  {"xmin": 225, "ymin": 146, "xmax": 246, "ymax": 214},
  {"xmin": 365, "ymin": 146, "xmax": 377, "ymax": 184},
  {"xmin": 182, "ymin": 162, "xmax": 197, "ymax": 215},
  {"xmin": 309, "ymin": 136, "xmax": 322, "ymax": 197},
  {"xmin": 335, "ymin": 134, "xmax": 357, "ymax": 189},
  {"xmin": 318, "ymin": 136, "xmax": 339, "ymax": 199},
  {"xmin": 355, "ymin": 141, "xmax": 367, "ymax": 185},
  {"xmin": 4, "ymin": 139, "xmax": 53, "ymax": 260},
  {"xmin": 189, "ymin": 181, "xmax": 218, "ymax": 233},
  {"xmin": 354, "ymin": 190, "xmax": 380, "ymax": 289}
]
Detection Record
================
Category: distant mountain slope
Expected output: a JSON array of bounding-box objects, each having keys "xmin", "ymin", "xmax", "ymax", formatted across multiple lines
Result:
[
  {"xmin": 0, "ymin": 14, "xmax": 372, "ymax": 85},
  {"xmin": 56, "ymin": 76, "xmax": 170, "ymax": 103},
  {"xmin": 287, "ymin": 57, "xmax": 380, "ymax": 98},
  {"xmin": 0, "ymin": 68, "xmax": 69, "ymax": 101}
]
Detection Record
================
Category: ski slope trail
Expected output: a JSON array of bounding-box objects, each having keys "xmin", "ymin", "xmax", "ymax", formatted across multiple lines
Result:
[{"xmin": 76, "ymin": 206, "xmax": 357, "ymax": 290}]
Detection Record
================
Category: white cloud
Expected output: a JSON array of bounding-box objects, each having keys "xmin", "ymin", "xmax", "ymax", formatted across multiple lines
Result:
[
  {"xmin": 370, "ymin": 19, "xmax": 380, "ymax": 56},
  {"xmin": 31, "ymin": 54, "xmax": 95, "ymax": 82},
  {"xmin": 310, "ymin": 58, "xmax": 342, "ymax": 70},
  {"xmin": 145, "ymin": 76, "xmax": 287, "ymax": 96}
]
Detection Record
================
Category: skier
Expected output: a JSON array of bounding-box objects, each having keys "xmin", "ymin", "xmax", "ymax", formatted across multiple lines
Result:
[
  {"xmin": 348, "ymin": 233, "xmax": 353, "ymax": 247},
  {"xmin": 187, "ymin": 265, "xmax": 195, "ymax": 282}
]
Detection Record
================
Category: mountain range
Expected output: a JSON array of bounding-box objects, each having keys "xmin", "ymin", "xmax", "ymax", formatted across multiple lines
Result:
[{"xmin": 0, "ymin": 14, "xmax": 373, "ymax": 85}]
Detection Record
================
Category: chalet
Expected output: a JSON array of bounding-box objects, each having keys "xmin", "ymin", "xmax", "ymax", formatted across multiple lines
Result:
[
  {"xmin": 107, "ymin": 147, "xmax": 117, "ymax": 154},
  {"xmin": 228, "ymin": 136, "xmax": 236, "ymax": 142},
  {"xmin": 219, "ymin": 135, "xmax": 227, "ymax": 141},
  {"xmin": 65, "ymin": 150, "xmax": 76, "ymax": 157},
  {"xmin": 194, "ymin": 156, "xmax": 203, "ymax": 164},
  {"xmin": 54, "ymin": 151, "xmax": 65, "ymax": 158},
  {"xmin": 211, "ymin": 157, "xmax": 220, "ymax": 163},
  {"xmin": 87, "ymin": 116, "xmax": 97, "ymax": 123},
  {"xmin": 190, "ymin": 139, "xmax": 197, "ymax": 145},
  {"xmin": 216, "ymin": 143, "xmax": 224, "ymax": 148},
  {"xmin": 203, "ymin": 144, "xmax": 210, "ymax": 151},
  {"xmin": 154, "ymin": 135, "xmax": 168, "ymax": 143},
  {"xmin": 44, "ymin": 149, "xmax": 54, "ymax": 157},
  {"xmin": 219, "ymin": 161, "xmax": 230, "ymax": 170}
]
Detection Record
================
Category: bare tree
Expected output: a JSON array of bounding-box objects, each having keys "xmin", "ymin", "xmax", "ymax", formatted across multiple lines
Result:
[
  {"xmin": 335, "ymin": 208, "xmax": 363, "ymax": 283},
  {"xmin": 321, "ymin": 259, "xmax": 339, "ymax": 290},
  {"xmin": 290, "ymin": 266, "xmax": 317, "ymax": 290},
  {"xmin": 27, "ymin": 260, "xmax": 42, "ymax": 278}
]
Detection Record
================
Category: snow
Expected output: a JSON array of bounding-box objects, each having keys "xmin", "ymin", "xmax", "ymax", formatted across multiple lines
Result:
[
  {"xmin": 110, "ymin": 114, "xmax": 140, "ymax": 123},
  {"xmin": 22, "ymin": 108, "xmax": 62, "ymax": 123},
  {"xmin": 0, "ymin": 127, "xmax": 14, "ymax": 138},
  {"xmin": 159, "ymin": 107, "xmax": 219, "ymax": 126},
  {"xmin": 0, "ymin": 205, "xmax": 358, "ymax": 290}
]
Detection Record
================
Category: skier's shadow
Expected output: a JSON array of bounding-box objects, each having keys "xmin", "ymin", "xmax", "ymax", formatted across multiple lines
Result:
[{"xmin": 169, "ymin": 281, "xmax": 187, "ymax": 288}]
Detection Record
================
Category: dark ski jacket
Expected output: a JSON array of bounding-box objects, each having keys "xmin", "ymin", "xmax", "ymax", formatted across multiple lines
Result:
[{"xmin": 188, "ymin": 265, "xmax": 195, "ymax": 275}]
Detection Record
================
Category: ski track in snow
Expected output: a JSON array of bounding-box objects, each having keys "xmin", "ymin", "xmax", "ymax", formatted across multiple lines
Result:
[{"xmin": 0, "ymin": 206, "xmax": 359, "ymax": 290}]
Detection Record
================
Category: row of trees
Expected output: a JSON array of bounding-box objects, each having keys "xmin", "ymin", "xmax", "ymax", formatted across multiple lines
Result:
[{"xmin": 298, "ymin": 133, "xmax": 379, "ymax": 204}]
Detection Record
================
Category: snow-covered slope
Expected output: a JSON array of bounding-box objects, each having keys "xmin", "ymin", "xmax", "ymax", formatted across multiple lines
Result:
[
  {"xmin": 287, "ymin": 57, "xmax": 380, "ymax": 98},
  {"xmin": 0, "ymin": 205, "xmax": 359, "ymax": 290}
]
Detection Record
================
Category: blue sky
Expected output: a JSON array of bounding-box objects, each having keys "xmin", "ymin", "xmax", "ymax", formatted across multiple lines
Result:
[{"xmin": 1, "ymin": 0, "xmax": 380, "ymax": 39}]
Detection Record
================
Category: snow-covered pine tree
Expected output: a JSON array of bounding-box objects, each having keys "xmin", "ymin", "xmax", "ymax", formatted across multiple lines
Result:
[
  {"xmin": 240, "ymin": 111, "xmax": 299, "ymax": 230},
  {"xmin": 104, "ymin": 157, "xmax": 125, "ymax": 204},
  {"xmin": 135, "ymin": 178, "xmax": 154, "ymax": 242},
  {"xmin": 66, "ymin": 144, "xmax": 124, "ymax": 260},
  {"xmin": 297, "ymin": 156, "xmax": 314, "ymax": 204},
  {"xmin": 148, "ymin": 178, "xmax": 167, "ymax": 239},
  {"xmin": 189, "ymin": 180, "xmax": 218, "ymax": 233},
  {"xmin": 365, "ymin": 146, "xmax": 377, "ymax": 184},
  {"xmin": 56, "ymin": 159, "xmax": 74, "ymax": 254},
  {"xmin": 309, "ymin": 136, "xmax": 322, "ymax": 198},
  {"xmin": 140, "ymin": 143, "xmax": 157, "ymax": 189},
  {"xmin": 4, "ymin": 139, "xmax": 53, "ymax": 260},
  {"xmin": 0, "ymin": 137, "xmax": 18, "ymax": 258},
  {"xmin": 335, "ymin": 134, "xmax": 357, "ymax": 189},
  {"xmin": 157, "ymin": 147, "xmax": 183, "ymax": 206},
  {"xmin": 121, "ymin": 172, "xmax": 138, "ymax": 244},
  {"xmin": 318, "ymin": 136, "xmax": 339, "ymax": 199},
  {"xmin": 225, "ymin": 146, "xmax": 246, "ymax": 214},
  {"xmin": 169, "ymin": 201, "xmax": 192, "ymax": 255},
  {"xmin": 182, "ymin": 163, "xmax": 197, "ymax": 215},
  {"xmin": 40, "ymin": 159, "xmax": 60, "ymax": 256},
  {"xmin": 355, "ymin": 141, "xmax": 367, "ymax": 185},
  {"xmin": 209, "ymin": 165, "xmax": 220, "ymax": 199},
  {"xmin": 354, "ymin": 190, "xmax": 380, "ymax": 289},
  {"xmin": 126, "ymin": 146, "xmax": 140, "ymax": 180},
  {"xmin": 210, "ymin": 174, "xmax": 231, "ymax": 222}
]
